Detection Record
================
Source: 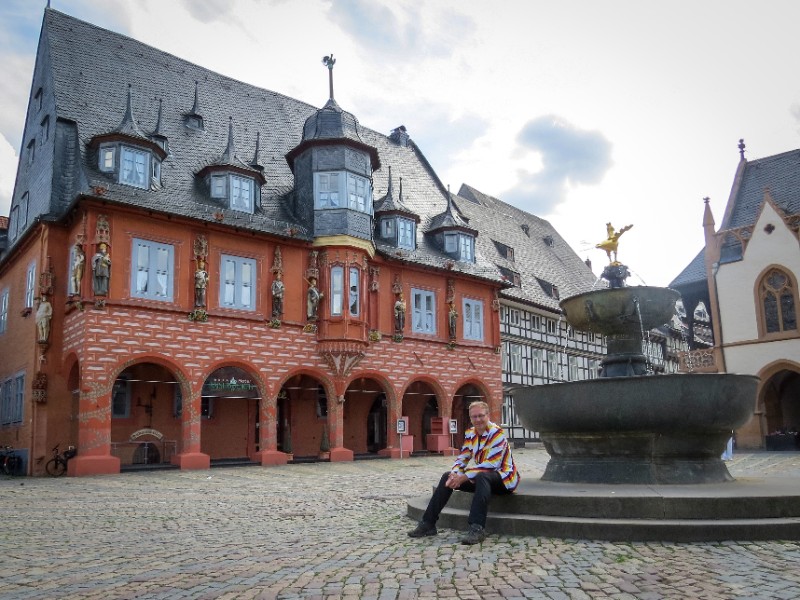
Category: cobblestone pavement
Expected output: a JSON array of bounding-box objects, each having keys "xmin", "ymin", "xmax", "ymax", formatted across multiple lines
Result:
[{"xmin": 2, "ymin": 448, "xmax": 799, "ymax": 600}]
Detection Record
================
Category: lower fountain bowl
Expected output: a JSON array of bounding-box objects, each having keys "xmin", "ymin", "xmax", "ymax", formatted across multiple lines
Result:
[{"xmin": 511, "ymin": 373, "xmax": 758, "ymax": 484}]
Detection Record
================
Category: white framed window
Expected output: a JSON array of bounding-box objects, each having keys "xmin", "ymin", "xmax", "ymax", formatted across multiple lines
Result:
[
  {"xmin": 347, "ymin": 173, "xmax": 369, "ymax": 212},
  {"xmin": 330, "ymin": 266, "xmax": 344, "ymax": 316},
  {"xmin": 99, "ymin": 147, "xmax": 115, "ymax": 172},
  {"xmin": 510, "ymin": 343, "xmax": 522, "ymax": 374},
  {"xmin": 131, "ymin": 238, "xmax": 174, "ymax": 302},
  {"xmin": 460, "ymin": 235, "xmax": 474, "ymax": 262},
  {"xmin": 568, "ymin": 355, "xmax": 580, "ymax": 381},
  {"xmin": 220, "ymin": 254, "xmax": 256, "ymax": 311},
  {"xmin": 316, "ymin": 172, "xmax": 341, "ymax": 208},
  {"xmin": 412, "ymin": 288, "xmax": 435, "ymax": 334},
  {"xmin": 546, "ymin": 319, "xmax": 557, "ymax": 334},
  {"xmin": 445, "ymin": 233, "xmax": 457, "ymax": 253},
  {"xmin": 120, "ymin": 146, "xmax": 149, "ymax": 188},
  {"xmin": 398, "ymin": 218, "xmax": 414, "ymax": 249},
  {"xmin": 230, "ymin": 175, "xmax": 254, "ymax": 213},
  {"xmin": 532, "ymin": 348, "xmax": 544, "ymax": 376},
  {"xmin": 349, "ymin": 267, "xmax": 360, "ymax": 316},
  {"xmin": 381, "ymin": 218, "xmax": 394, "ymax": 238},
  {"xmin": 1, "ymin": 373, "xmax": 25, "ymax": 426},
  {"xmin": 546, "ymin": 350, "xmax": 558, "ymax": 380},
  {"xmin": 111, "ymin": 376, "xmax": 131, "ymax": 419},
  {"xmin": 0, "ymin": 288, "xmax": 8, "ymax": 334},
  {"xmin": 151, "ymin": 158, "xmax": 161, "ymax": 185},
  {"xmin": 463, "ymin": 298, "xmax": 483, "ymax": 341},
  {"xmin": 211, "ymin": 175, "xmax": 226, "ymax": 198},
  {"xmin": 25, "ymin": 262, "xmax": 37, "ymax": 309}
]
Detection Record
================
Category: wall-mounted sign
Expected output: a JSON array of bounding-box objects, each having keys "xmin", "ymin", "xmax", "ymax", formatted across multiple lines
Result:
[
  {"xmin": 449, "ymin": 419, "xmax": 458, "ymax": 434},
  {"xmin": 397, "ymin": 417, "xmax": 408, "ymax": 434}
]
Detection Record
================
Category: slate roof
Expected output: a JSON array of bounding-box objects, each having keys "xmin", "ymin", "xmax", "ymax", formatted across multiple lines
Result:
[
  {"xmin": 671, "ymin": 149, "xmax": 800, "ymax": 288},
  {"xmin": 456, "ymin": 184, "xmax": 598, "ymax": 311},
  {"xmin": 8, "ymin": 9, "xmax": 599, "ymax": 306}
]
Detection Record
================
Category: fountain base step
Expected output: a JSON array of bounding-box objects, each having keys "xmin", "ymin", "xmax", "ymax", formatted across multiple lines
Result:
[{"xmin": 407, "ymin": 477, "xmax": 800, "ymax": 542}]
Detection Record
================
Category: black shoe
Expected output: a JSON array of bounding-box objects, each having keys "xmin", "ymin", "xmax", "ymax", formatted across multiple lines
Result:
[
  {"xmin": 408, "ymin": 521, "xmax": 437, "ymax": 537},
  {"xmin": 460, "ymin": 524, "xmax": 486, "ymax": 545}
]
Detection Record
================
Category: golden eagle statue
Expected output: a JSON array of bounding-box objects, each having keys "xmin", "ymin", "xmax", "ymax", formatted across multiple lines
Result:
[{"xmin": 596, "ymin": 223, "xmax": 633, "ymax": 265}]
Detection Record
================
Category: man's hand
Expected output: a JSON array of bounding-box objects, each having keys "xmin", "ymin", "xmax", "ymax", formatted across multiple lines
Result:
[{"xmin": 446, "ymin": 472, "xmax": 468, "ymax": 489}]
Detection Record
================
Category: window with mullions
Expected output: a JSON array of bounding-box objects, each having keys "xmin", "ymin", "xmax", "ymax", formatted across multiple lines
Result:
[
  {"xmin": 317, "ymin": 172, "xmax": 341, "ymax": 208},
  {"xmin": 0, "ymin": 288, "xmax": 8, "ymax": 334},
  {"xmin": 331, "ymin": 266, "xmax": 344, "ymax": 316},
  {"xmin": 348, "ymin": 174, "xmax": 369, "ymax": 211},
  {"xmin": 120, "ymin": 146, "xmax": 149, "ymax": 188},
  {"xmin": 445, "ymin": 232, "xmax": 475, "ymax": 262},
  {"xmin": 462, "ymin": 298, "xmax": 483, "ymax": 341},
  {"xmin": 509, "ymin": 343, "xmax": 522, "ymax": 374},
  {"xmin": 412, "ymin": 288, "xmax": 435, "ymax": 334},
  {"xmin": 25, "ymin": 262, "xmax": 37, "ymax": 309},
  {"xmin": 315, "ymin": 171, "xmax": 371, "ymax": 213},
  {"xmin": 221, "ymin": 254, "xmax": 256, "ymax": 311},
  {"xmin": 1, "ymin": 374, "xmax": 25, "ymax": 426},
  {"xmin": 398, "ymin": 218, "xmax": 415, "ymax": 249},
  {"xmin": 760, "ymin": 268, "xmax": 797, "ymax": 334},
  {"xmin": 230, "ymin": 176, "xmax": 254, "ymax": 212},
  {"xmin": 349, "ymin": 267, "xmax": 360, "ymax": 316},
  {"xmin": 131, "ymin": 238, "xmax": 174, "ymax": 301}
]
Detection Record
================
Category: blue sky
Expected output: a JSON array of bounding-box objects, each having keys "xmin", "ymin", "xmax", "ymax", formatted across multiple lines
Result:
[{"xmin": 2, "ymin": 0, "xmax": 800, "ymax": 286}]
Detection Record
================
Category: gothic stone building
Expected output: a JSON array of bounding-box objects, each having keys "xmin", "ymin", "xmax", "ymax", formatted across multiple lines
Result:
[
  {"xmin": 1, "ymin": 9, "xmax": 608, "ymax": 475},
  {"xmin": 671, "ymin": 141, "xmax": 800, "ymax": 450}
]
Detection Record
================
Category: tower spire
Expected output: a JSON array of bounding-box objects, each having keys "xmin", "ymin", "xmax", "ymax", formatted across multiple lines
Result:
[{"xmin": 322, "ymin": 54, "xmax": 336, "ymax": 100}]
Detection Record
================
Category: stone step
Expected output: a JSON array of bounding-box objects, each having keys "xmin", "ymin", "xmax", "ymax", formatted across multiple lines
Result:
[{"xmin": 406, "ymin": 496, "xmax": 800, "ymax": 542}]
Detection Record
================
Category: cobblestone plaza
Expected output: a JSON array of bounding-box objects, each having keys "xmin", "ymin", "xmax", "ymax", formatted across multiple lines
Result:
[{"xmin": 2, "ymin": 447, "xmax": 799, "ymax": 599}]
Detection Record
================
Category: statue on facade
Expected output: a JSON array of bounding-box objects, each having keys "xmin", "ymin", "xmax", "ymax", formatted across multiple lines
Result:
[
  {"xmin": 91, "ymin": 243, "xmax": 111, "ymax": 296},
  {"xmin": 448, "ymin": 301, "xmax": 458, "ymax": 340},
  {"xmin": 194, "ymin": 259, "xmax": 209, "ymax": 308},
  {"xmin": 596, "ymin": 222, "xmax": 633, "ymax": 265},
  {"xmin": 36, "ymin": 296, "xmax": 52, "ymax": 343},
  {"xmin": 70, "ymin": 244, "xmax": 85, "ymax": 296},
  {"xmin": 271, "ymin": 271, "xmax": 285, "ymax": 318},
  {"xmin": 394, "ymin": 293, "xmax": 406, "ymax": 333},
  {"xmin": 307, "ymin": 276, "xmax": 322, "ymax": 321}
]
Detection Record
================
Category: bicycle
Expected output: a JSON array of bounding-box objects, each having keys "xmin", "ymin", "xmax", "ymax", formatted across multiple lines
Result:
[
  {"xmin": 45, "ymin": 444, "xmax": 77, "ymax": 477},
  {"xmin": 1, "ymin": 445, "xmax": 21, "ymax": 476}
]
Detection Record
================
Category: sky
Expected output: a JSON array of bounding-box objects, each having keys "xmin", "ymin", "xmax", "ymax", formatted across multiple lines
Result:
[{"xmin": 2, "ymin": 0, "xmax": 800, "ymax": 286}]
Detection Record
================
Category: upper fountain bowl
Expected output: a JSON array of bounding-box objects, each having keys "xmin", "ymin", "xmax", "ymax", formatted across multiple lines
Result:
[{"xmin": 560, "ymin": 286, "xmax": 681, "ymax": 336}]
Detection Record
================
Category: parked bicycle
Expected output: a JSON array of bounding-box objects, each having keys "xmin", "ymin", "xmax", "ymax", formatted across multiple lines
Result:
[
  {"xmin": 45, "ymin": 444, "xmax": 77, "ymax": 477},
  {"xmin": 1, "ymin": 445, "xmax": 21, "ymax": 476}
]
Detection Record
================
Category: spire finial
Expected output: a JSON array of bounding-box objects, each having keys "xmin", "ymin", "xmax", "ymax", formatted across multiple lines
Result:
[
  {"xmin": 738, "ymin": 138, "xmax": 746, "ymax": 160},
  {"xmin": 322, "ymin": 54, "xmax": 336, "ymax": 100}
]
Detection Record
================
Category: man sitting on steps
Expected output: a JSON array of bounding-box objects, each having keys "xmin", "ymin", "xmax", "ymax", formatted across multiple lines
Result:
[{"xmin": 408, "ymin": 400, "xmax": 520, "ymax": 545}]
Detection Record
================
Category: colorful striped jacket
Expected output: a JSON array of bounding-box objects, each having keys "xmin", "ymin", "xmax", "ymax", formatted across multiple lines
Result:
[{"xmin": 451, "ymin": 421, "xmax": 520, "ymax": 491}]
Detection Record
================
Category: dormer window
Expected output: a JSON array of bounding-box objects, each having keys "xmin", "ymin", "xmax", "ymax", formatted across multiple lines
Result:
[
  {"xmin": 444, "ymin": 232, "xmax": 475, "ymax": 262},
  {"xmin": 185, "ymin": 115, "xmax": 204, "ymax": 130},
  {"xmin": 99, "ymin": 147, "xmax": 115, "ymax": 171},
  {"xmin": 121, "ymin": 146, "xmax": 149, "ymax": 188},
  {"xmin": 494, "ymin": 240, "xmax": 514, "ymax": 261},
  {"xmin": 315, "ymin": 171, "xmax": 371, "ymax": 214},
  {"xmin": 208, "ymin": 173, "xmax": 257, "ymax": 214},
  {"xmin": 380, "ymin": 216, "xmax": 416, "ymax": 250}
]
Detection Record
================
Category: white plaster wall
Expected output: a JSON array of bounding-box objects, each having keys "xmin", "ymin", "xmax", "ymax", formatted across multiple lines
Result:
[
  {"xmin": 724, "ymin": 338, "xmax": 800, "ymax": 376},
  {"xmin": 715, "ymin": 202, "xmax": 800, "ymax": 345}
]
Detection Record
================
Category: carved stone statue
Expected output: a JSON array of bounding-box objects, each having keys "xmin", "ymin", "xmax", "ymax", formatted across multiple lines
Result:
[
  {"xmin": 91, "ymin": 243, "xmax": 111, "ymax": 296},
  {"xmin": 307, "ymin": 276, "xmax": 322, "ymax": 321},
  {"xmin": 36, "ymin": 297, "xmax": 52, "ymax": 343},
  {"xmin": 448, "ymin": 301, "xmax": 458, "ymax": 340},
  {"xmin": 394, "ymin": 294, "xmax": 406, "ymax": 333},
  {"xmin": 70, "ymin": 244, "xmax": 85, "ymax": 296},
  {"xmin": 271, "ymin": 272, "xmax": 285, "ymax": 318},
  {"xmin": 596, "ymin": 223, "xmax": 633, "ymax": 265},
  {"xmin": 194, "ymin": 260, "xmax": 209, "ymax": 308}
]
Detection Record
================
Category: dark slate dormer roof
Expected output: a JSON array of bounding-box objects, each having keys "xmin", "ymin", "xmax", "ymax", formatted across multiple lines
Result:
[
  {"xmin": 286, "ymin": 97, "xmax": 381, "ymax": 172},
  {"xmin": 149, "ymin": 98, "xmax": 168, "ymax": 148},
  {"xmin": 196, "ymin": 118, "xmax": 266, "ymax": 184},
  {"xmin": 89, "ymin": 85, "xmax": 166, "ymax": 160},
  {"xmin": 428, "ymin": 191, "xmax": 477, "ymax": 235},
  {"xmin": 455, "ymin": 184, "xmax": 599, "ymax": 311},
  {"xmin": 249, "ymin": 131, "xmax": 264, "ymax": 172},
  {"xmin": 375, "ymin": 168, "xmax": 419, "ymax": 222},
  {"xmin": 183, "ymin": 80, "xmax": 204, "ymax": 126}
]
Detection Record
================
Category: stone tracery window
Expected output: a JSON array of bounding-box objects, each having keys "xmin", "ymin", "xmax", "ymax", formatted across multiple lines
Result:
[{"xmin": 760, "ymin": 268, "xmax": 797, "ymax": 334}]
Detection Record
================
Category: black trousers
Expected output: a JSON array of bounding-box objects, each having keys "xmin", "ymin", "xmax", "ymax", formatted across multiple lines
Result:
[{"xmin": 421, "ymin": 470, "xmax": 511, "ymax": 528}]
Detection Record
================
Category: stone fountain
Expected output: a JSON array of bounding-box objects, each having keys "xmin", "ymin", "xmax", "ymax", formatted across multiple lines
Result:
[{"xmin": 408, "ymin": 225, "xmax": 800, "ymax": 541}]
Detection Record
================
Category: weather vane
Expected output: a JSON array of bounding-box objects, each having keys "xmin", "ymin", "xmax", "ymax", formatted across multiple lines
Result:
[{"xmin": 322, "ymin": 54, "xmax": 336, "ymax": 100}]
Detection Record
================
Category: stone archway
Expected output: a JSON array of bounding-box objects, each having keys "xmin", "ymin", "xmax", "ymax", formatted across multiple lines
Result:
[
  {"xmin": 279, "ymin": 374, "xmax": 330, "ymax": 459},
  {"xmin": 110, "ymin": 362, "xmax": 182, "ymax": 468},
  {"xmin": 402, "ymin": 380, "xmax": 439, "ymax": 453},
  {"xmin": 340, "ymin": 377, "xmax": 386, "ymax": 455},
  {"xmin": 762, "ymin": 368, "xmax": 800, "ymax": 450},
  {"xmin": 200, "ymin": 366, "xmax": 261, "ymax": 462},
  {"xmin": 452, "ymin": 384, "xmax": 488, "ymax": 446}
]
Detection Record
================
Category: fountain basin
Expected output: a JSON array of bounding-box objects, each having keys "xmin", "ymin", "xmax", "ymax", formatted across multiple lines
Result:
[
  {"xmin": 560, "ymin": 286, "xmax": 681, "ymax": 335},
  {"xmin": 512, "ymin": 373, "xmax": 758, "ymax": 484}
]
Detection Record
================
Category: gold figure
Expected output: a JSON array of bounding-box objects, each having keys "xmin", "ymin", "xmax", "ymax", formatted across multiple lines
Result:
[{"xmin": 596, "ymin": 223, "xmax": 633, "ymax": 265}]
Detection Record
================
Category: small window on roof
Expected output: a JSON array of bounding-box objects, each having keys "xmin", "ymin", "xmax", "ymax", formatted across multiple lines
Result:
[
  {"xmin": 99, "ymin": 147, "xmax": 115, "ymax": 172},
  {"xmin": 34, "ymin": 88, "xmax": 43, "ymax": 112}
]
